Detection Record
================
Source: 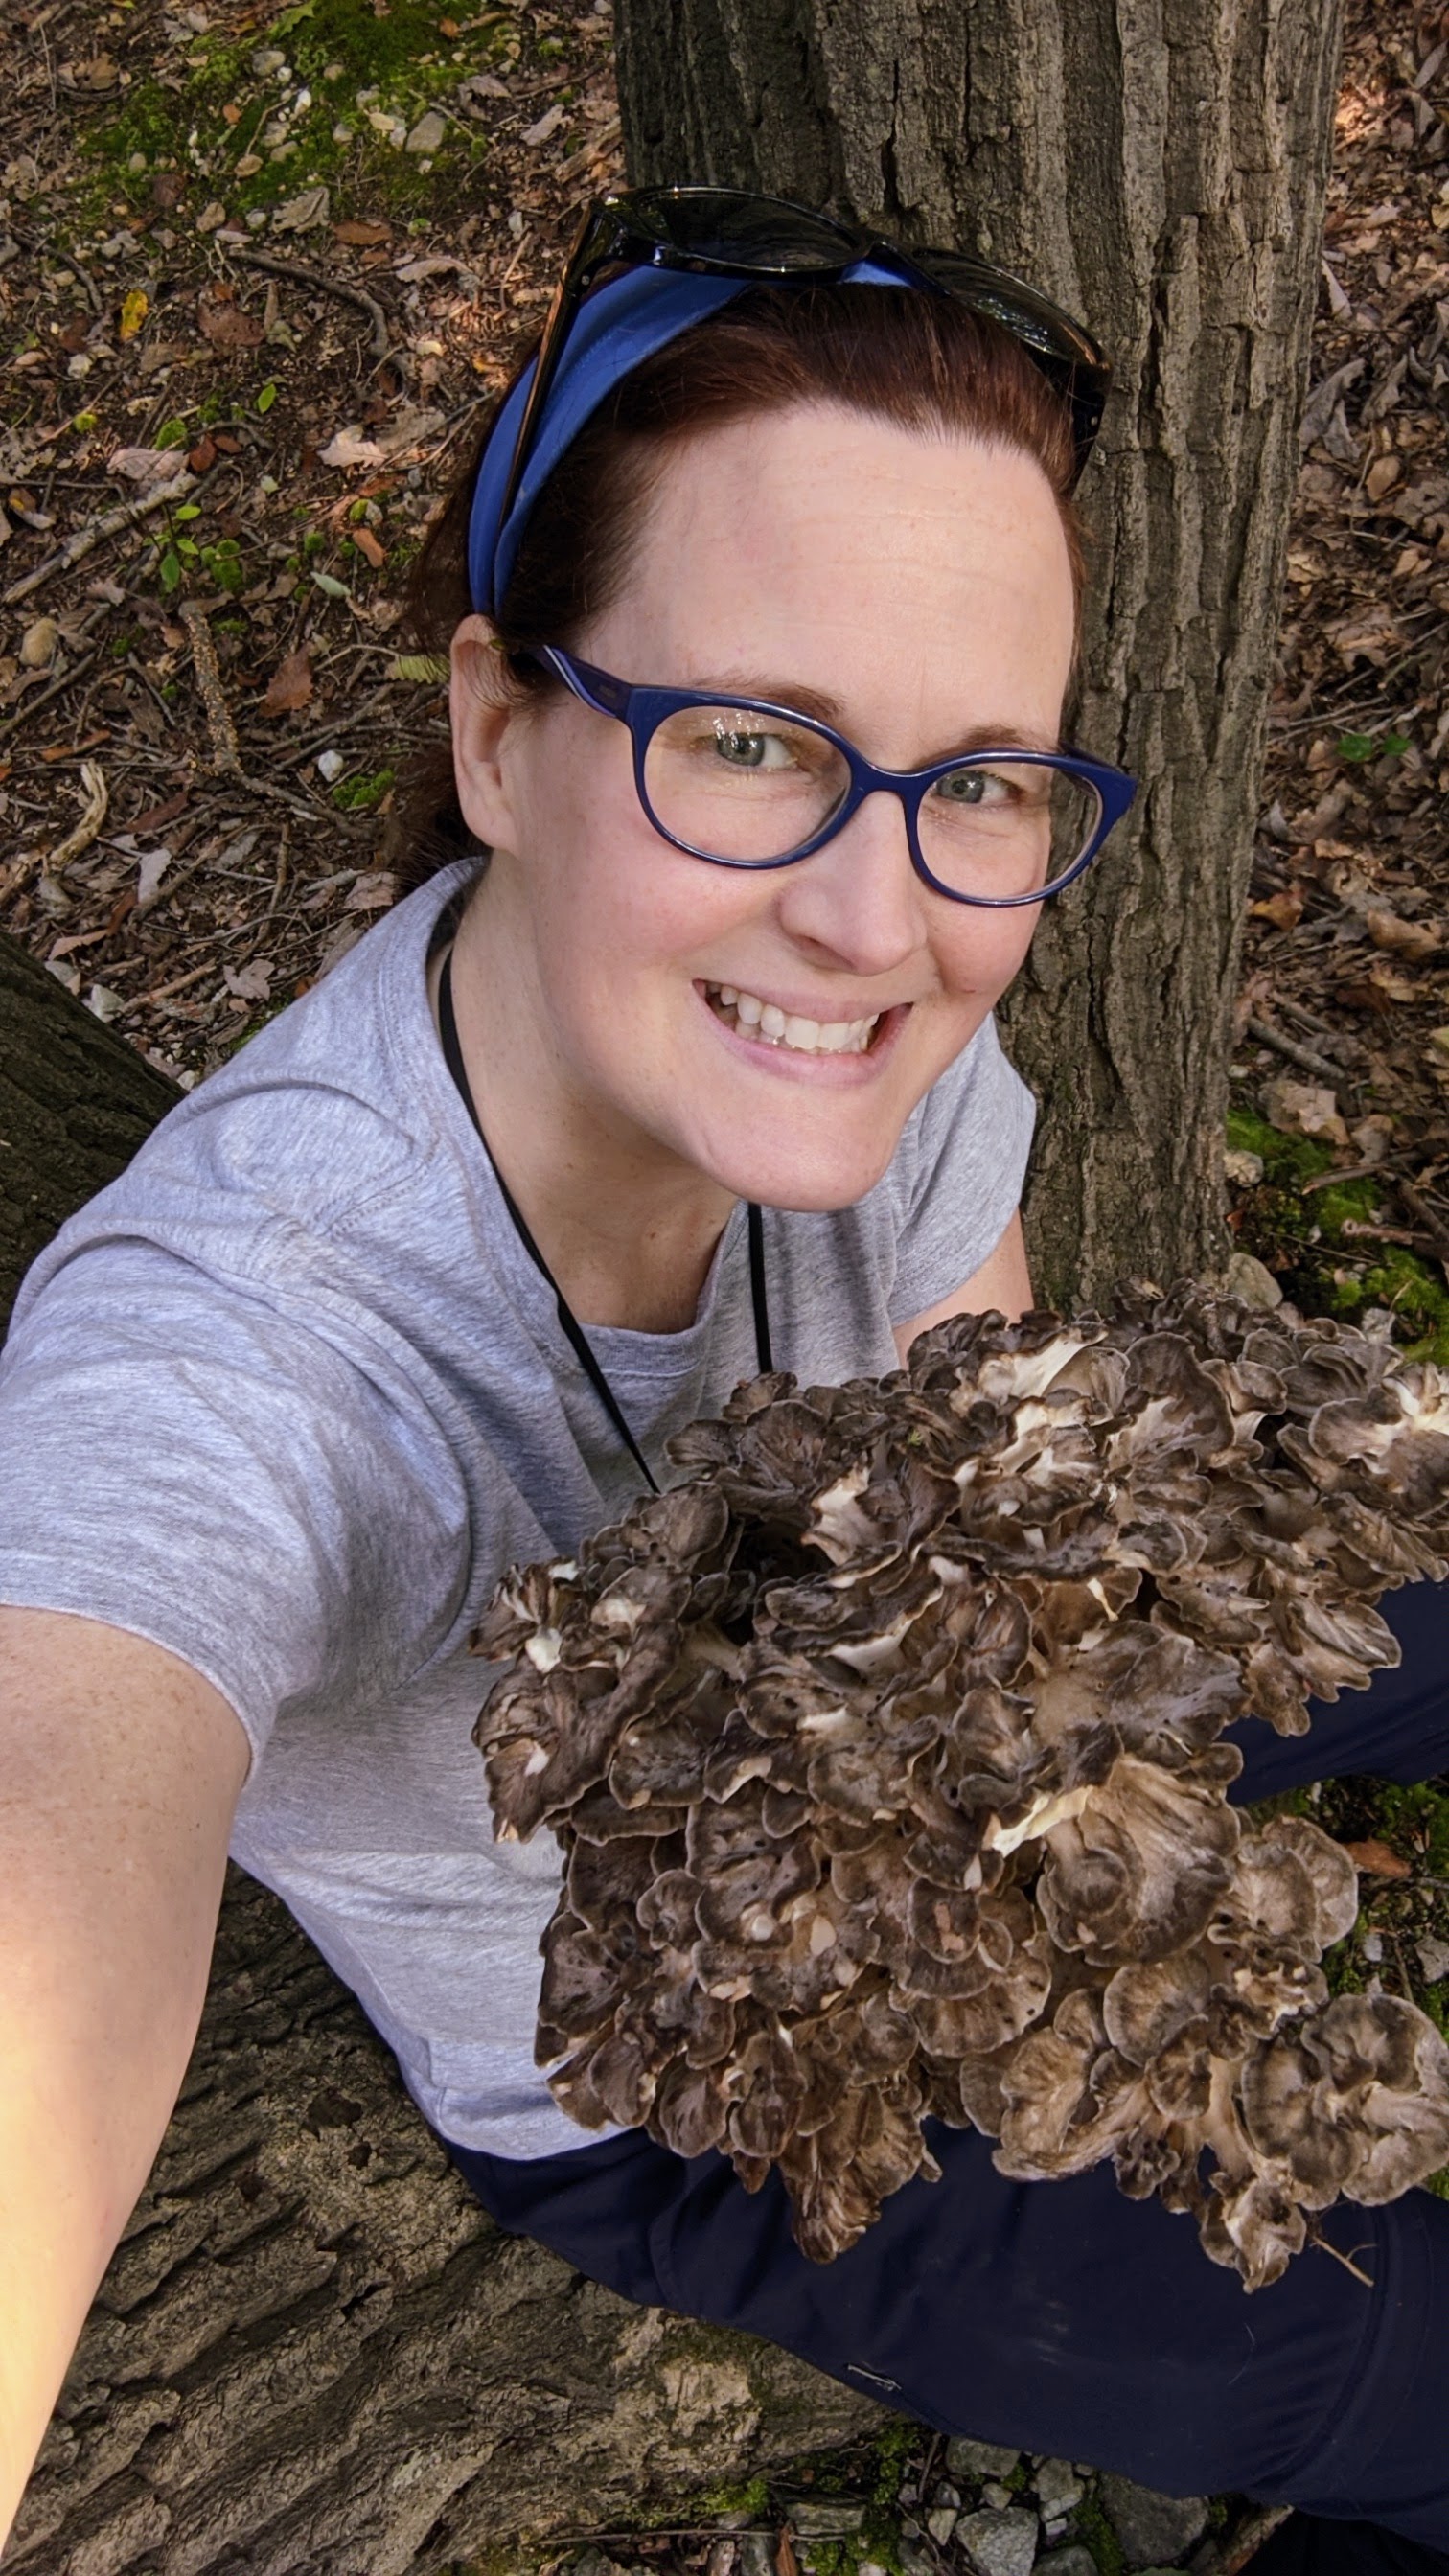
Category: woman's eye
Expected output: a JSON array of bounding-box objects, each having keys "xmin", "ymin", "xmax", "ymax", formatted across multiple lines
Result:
[
  {"xmin": 709, "ymin": 723, "xmax": 793, "ymax": 770},
  {"xmin": 934, "ymin": 765, "xmax": 1011, "ymax": 807}
]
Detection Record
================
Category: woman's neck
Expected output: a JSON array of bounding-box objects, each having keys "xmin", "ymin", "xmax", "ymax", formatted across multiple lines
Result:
[{"xmin": 432, "ymin": 886, "xmax": 737, "ymax": 1335}]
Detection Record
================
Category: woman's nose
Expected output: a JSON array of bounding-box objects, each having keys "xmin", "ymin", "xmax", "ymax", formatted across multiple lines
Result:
[{"xmin": 773, "ymin": 790, "xmax": 928, "ymax": 977}]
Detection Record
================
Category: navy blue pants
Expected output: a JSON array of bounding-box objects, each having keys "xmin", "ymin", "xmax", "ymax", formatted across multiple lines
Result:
[{"xmin": 446, "ymin": 1583, "xmax": 1449, "ymax": 2549}]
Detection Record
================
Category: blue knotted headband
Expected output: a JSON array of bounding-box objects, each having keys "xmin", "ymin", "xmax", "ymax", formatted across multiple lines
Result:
[{"xmin": 466, "ymin": 254, "xmax": 914, "ymax": 620}]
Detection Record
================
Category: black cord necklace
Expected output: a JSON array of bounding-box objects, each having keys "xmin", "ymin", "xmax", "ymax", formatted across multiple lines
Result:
[{"xmin": 438, "ymin": 946, "xmax": 772, "ymax": 1495}]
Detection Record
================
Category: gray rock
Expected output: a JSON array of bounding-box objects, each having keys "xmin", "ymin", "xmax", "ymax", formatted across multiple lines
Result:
[
  {"xmin": 959, "ymin": 2506, "xmax": 1041, "ymax": 2576},
  {"xmin": 985, "ymin": 2484, "xmax": 1017, "ymax": 2510},
  {"xmin": 404, "ymin": 108, "xmax": 448, "ymax": 152},
  {"xmin": 792, "ymin": 2504, "xmax": 866, "ymax": 2538},
  {"xmin": 928, "ymin": 2508, "xmax": 962, "ymax": 2545},
  {"xmin": 1100, "ymin": 2475, "xmax": 1209, "ymax": 2569},
  {"xmin": 1036, "ymin": 2550, "xmax": 1099, "ymax": 2576},
  {"xmin": 948, "ymin": 2439, "xmax": 1025, "ymax": 2482},
  {"xmin": 1034, "ymin": 2464, "xmax": 1085, "ymax": 2515},
  {"xmin": 737, "ymin": 2537, "xmax": 776, "ymax": 2576}
]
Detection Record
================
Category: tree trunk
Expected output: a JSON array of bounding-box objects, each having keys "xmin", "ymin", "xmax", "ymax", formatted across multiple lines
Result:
[
  {"xmin": 0, "ymin": 930, "xmax": 179, "ymax": 1333},
  {"xmin": 7, "ymin": 1871, "xmax": 878, "ymax": 2576},
  {"xmin": 613, "ymin": 0, "xmax": 1343, "ymax": 1305}
]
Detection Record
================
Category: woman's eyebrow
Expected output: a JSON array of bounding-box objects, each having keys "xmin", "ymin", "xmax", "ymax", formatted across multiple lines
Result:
[{"xmin": 692, "ymin": 674, "xmax": 1064, "ymax": 756}]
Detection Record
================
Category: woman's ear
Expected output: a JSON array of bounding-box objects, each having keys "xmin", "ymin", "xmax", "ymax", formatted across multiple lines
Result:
[{"xmin": 449, "ymin": 613, "xmax": 529, "ymax": 851}]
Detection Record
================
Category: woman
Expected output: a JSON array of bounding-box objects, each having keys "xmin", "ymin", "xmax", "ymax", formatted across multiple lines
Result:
[{"xmin": 0, "ymin": 190, "xmax": 1445, "ymax": 2571}]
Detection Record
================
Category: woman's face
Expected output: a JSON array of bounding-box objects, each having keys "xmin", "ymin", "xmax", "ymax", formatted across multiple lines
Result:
[{"xmin": 451, "ymin": 402, "xmax": 1077, "ymax": 1214}]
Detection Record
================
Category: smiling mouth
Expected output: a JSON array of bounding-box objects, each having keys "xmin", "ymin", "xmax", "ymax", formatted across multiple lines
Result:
[{"xmin": 704, "ymin": 982, "xmax": 883, "ymax": 1056}]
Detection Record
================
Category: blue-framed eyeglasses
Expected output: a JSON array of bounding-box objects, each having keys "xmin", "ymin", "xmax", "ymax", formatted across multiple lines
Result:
[{"xmin": 532, "ymin": 646, "xmax": 1137, "ymax": 908}]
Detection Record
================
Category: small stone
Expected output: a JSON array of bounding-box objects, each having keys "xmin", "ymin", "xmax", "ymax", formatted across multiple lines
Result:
[
  {"xmin": 959, "ymin": 2508, "xmax": 1040, "ymax": 2576},
  {"xmin": 1100, "ymin": 2475, "xmax": 1208, "ymax": 2571},
  {"xmin": 928, "ymin": 2510, "xmax": 961, "ymax": 2546},
  {"xmin": 235, "ymin": 153, "xmax": 264, "ymax": 176},
  {"xmin": 1222, "ymin": 1147, "xmax": 1264, "ymax": 1188},
  {"xmin": 984, "ymin": 2485, "xmax": 1016, "ymax": 2510},
  {"xmin": 1221, "ymin": 1251, "xmax": 1283, "ymax": 1311},
  {"xmin": 1036, "ymin": 2551, "xmax": 1099, "ymax": 2576},
  {"xmin": 316, "ymin": 748, "xmax": 345, "ymax": 782},
  {"xmin": 405, "ymin": 108, "xmax": 448, "ymax": 153},
  {"xmin": 1418, "ymin": 1935, "xmax": 1449, "ymax": 1984},
  {"xmin": 19, "ymin": 616, "xmax": 59, "ymax": 668},
  {"xmin": 736, "ymin": 2538, "xmax": 774, "ymax": 2576},
  {"xmin": 126, "ymin": 149, "xmax": 149, "ymax": 172},
  {"xmin": 934, "ymin": 2485, "xmax": 963, "ymax": 2512},
  {"xmin": 1034, "ymin": 2465, "xmax": 1084, "ymax": 2515},
  {"xmin": 792, "ymin": 2505, "xmax": 865, "ymax": 2539},
  {"xmin": 196, "ymin": 199, "xmax": 227, "ymax": 231},
  {"xmin": 947, "ymin": 2439, "xmax": 1024, "ymax": 2483}
]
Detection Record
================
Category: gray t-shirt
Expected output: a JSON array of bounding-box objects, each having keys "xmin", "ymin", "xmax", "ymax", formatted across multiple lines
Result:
[{"xmin": 0, "ymin": 859, "xmax": 1035, "ymax": 2155}]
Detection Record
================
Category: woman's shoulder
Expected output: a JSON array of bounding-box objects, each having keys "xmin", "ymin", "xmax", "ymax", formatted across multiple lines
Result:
[{"xmin": 12, "ymin": 863, "xmax": 483, "ymax": 1323}]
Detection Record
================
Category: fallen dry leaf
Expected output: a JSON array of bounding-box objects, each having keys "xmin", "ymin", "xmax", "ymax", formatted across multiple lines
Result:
[
  {"xmin": 1367, "ymin": 907, "xmax": 1441, "ymax": 960},
  {"xmin": 197, "ymin": 285, "xmax": 264, "ymax": 351},
  {"xmin": 318, "ymin": 426, "xmax": 387, "ymax": 470},
  {"xmin": 1261, "ymin": 1074, "xmax": 1349, "ymax": 1145},
  {"xmin": 108, "ymin": 445, "xmax": 188, "ymax": 485},
  {"xmin": 1250, "ymin": 886, "xmax": 1306, "ymax": 931},
  {"xmin": 273, "ymin": 185, "xmax": 331, "ymax": 235},
  {"xmin": 344, "ymin": 869, "xmax": 398, "ymax": 911},
  {"xmin": 258, "ymin": 646, "xmax": 313, "ymax": 717},
  {"xmin": 1326, "ymin": 604, "xmax": 1403, "ymax": 669},
  {"xmin": 334, "ymin": 218, "xmax": 391, "ymax": 246},
  {"xmin": 1366, "ymin": 958, "xmax": 1422, "ymax": 1003},
  {"xmin": 224, "ymin": 958, "xmax": 274, "ymax": 1002},
  {"xmin": 522, "ymin": 102, "xmax": 566, "ymax": 147},
  {"xmin": 1342, "ymin": 1837, "xmax": 1413, "ymax": 1879}
]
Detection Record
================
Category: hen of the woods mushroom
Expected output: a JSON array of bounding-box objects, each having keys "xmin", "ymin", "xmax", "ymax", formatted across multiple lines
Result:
[{"xmin": 473, "ymin": 1286, "xmax": 1449, "ymax": 2289}]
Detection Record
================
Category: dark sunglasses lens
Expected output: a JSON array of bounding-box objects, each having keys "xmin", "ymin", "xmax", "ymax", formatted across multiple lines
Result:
[
  {"xmin": 625, "ymin": 186, "xmax": 857, "ymax": 272},
  {"xmin": 909, "ymin": 248, "xmax": 1104, "ymax": 370}
]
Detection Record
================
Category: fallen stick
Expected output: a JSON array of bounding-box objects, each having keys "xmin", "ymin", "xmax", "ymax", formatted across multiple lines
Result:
[
  {"xmin": 226, "ymin": 246, "xmax": 391, "ymax": 358},
  {"xmin": 2, "ymin": 473, "xmax": 194, "ymax": 608},
  {"xmin": 1245, "ymin": 1014, "xmax": 1348, "ymax": 1087},
  {"xmin": 179, "ymin": 600, "xmax": 242, "ymax": 776},
  {"xmin": 0, "ymin": 758, "xmax": 108, "ymax": 901}
]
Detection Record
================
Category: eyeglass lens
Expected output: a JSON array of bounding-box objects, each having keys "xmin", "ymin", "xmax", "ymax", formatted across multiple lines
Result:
[{"xmin": 642, "ymin": 706, "xmax": 1102, "ymax": 898}]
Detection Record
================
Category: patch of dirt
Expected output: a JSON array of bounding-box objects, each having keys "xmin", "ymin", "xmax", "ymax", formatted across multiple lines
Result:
[{"xmin": 0, "ymin": 0, "xmax": 621, "ymax": 1085}]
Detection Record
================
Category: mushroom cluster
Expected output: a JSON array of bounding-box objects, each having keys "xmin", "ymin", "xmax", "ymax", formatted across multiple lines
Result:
[{"xmin": 473, "ymin": 1284, "xmax": 1449, "ymax": 2288}]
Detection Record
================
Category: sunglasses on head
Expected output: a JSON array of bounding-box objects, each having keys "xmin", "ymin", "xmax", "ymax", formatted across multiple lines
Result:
[{"xmin": 496, "ymin": 184, "xmax": 1112, "ymax": 535}]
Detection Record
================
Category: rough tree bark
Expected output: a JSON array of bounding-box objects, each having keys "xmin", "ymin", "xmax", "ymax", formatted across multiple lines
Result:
[
  {"xmin": 0, "ymin": 942, "xmax": 883, "ymax": 2565},
  {"xmin": 613, "ymin": 0, "xmax": 1344, "ymax": 1306},
  {"xmin": 0, "ymin": 932, "xmax": 180, "ymax": 1336}
]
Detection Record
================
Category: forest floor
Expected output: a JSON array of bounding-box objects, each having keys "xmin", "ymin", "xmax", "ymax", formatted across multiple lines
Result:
[{"xmin": 2, "ymin": 3, "xmax": 1449, "ymax": 2575}]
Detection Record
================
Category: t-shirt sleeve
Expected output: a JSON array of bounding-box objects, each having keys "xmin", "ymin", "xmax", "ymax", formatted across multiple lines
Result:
[
  {"xmin": 0, "ymin": 1236, "xmax": 472, "ymax": 1773},
  {"xmin": 886, "ymin": 1012, "xmax": 1037, "ymax": 1324}
]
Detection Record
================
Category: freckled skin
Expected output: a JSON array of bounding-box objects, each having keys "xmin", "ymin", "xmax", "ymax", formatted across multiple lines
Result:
[{"xmin": 446, "ymin": 402, "xmax": 1076, "ymax": 1322}]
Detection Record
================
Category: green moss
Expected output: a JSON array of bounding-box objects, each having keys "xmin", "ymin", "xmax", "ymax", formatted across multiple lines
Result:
[
  {"xmin": 80, "ymin": 0, "xmax": 517, "ymax": 225},
  {"xmin": 694, "ymin": 2473, "xmax": 771, "ymax": 2521},
  {"xmin": 1071, "ymin": 2489, "xmax": 1125, "ymax": 2576},
  {"xmin": 332, "ymin": 765, "xmax": 396, "ymax": 811},
  {"xmin": 1226, "ymin": 1102, "xmax": 1449, "ymax": 1361}
]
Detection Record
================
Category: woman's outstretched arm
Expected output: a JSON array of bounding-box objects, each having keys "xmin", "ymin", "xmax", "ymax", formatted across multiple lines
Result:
[{"xmin": 0, "ymin": 1609, "xmax": 249, "ymax": 2553}]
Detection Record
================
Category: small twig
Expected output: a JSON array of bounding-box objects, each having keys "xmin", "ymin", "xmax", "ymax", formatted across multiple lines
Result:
[
  {"xmin": 179, "ymin": 600, "xmax": 242, "ymax": 776},
  {"xmin": 124, "ymin": 957, "xmax": 219, "ymax": 1014},
  {"xmin": 1245, "ymin": 1015, "xmax": 1349, "ymax": 1086},
  {"xmin": 1339, "ymin": 1219, "xmax": 1442, "ymax": 1251},
  {"xmin": 68, "ymin": 254, "xmax": 104, "ymax": 319},
  {"xmin": 2, "ymin": 472, "xmax": 195, "ymax": 608},
  {"xmin": 1309, "ymin": 2225, "xmax": 1375, "ymax": 2288},
  {"xmin": 0, "ymin": 758, "xmax": 108, "ymax": 902},
  {"xmin": 0, "ymin": 644, "xmax": 100, "ymax": 742},
  {"xmin": 226, "ymin": 246, "xmax": 390, "ymax": 359},
  {"xmin": 1300, "ymin": 1157, "xmax": 1399, "ymax": 1195},
  {"xmin": 1396, "ymin": 1179, "xmax": 1449, "ymax": 1262}
]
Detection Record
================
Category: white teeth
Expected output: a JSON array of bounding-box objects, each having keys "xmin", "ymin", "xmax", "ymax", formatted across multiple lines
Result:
[{"xmin": 706, "ymin": 985, "xmax": 880, "ymax": 1056}]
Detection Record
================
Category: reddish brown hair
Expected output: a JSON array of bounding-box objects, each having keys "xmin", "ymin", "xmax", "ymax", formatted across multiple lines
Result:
[{"xmin": 390, "ymin": 283, "xmax": 1086, "ymax": 889}]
